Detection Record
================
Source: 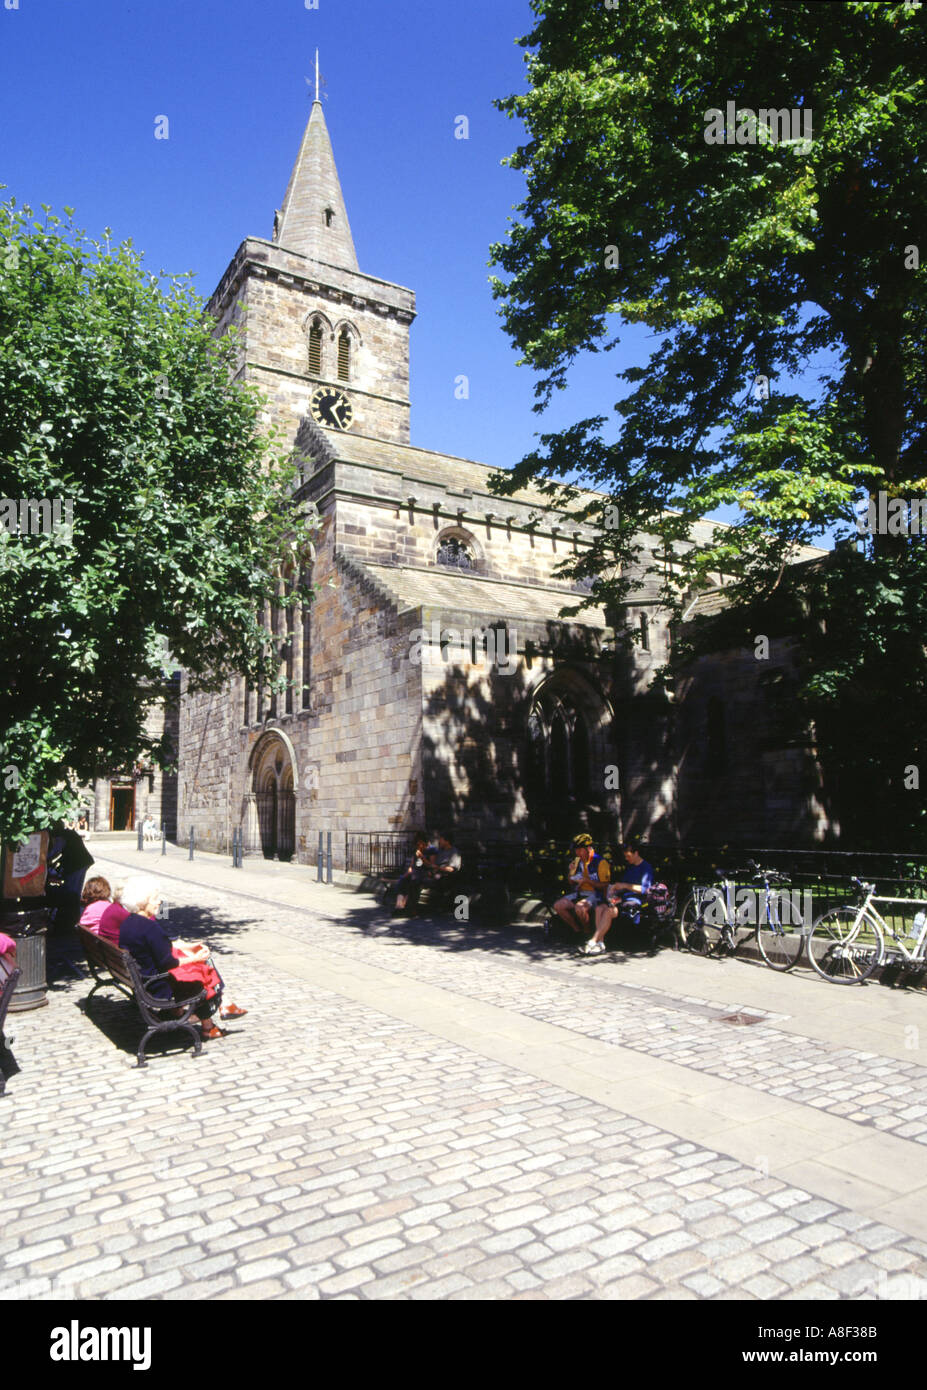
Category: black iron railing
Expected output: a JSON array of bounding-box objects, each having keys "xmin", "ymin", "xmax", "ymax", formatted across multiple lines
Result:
[{"xmin": 346, "ymin": 832, "xmax": 415, "ymax": 877}]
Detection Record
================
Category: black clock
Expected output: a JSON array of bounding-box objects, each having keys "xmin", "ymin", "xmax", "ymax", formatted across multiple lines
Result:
[{"xmin": 310, "ymin": 386, "xmax": 354, "ymax": 431}]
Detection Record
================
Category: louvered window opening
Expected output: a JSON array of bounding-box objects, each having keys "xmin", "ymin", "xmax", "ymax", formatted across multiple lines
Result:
[
  {"xmin": 338, "ymin": 331, "xmax": 351, "ymax": 382},
  {"xmin": 308, "ymin": 325, "xmax": 322, "ymax": 375}
]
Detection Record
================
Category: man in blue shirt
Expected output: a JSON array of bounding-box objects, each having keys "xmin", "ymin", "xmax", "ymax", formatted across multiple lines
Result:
[{"xmin": 583, "ymin": 839, "xmax": 654, "ymax": 955}]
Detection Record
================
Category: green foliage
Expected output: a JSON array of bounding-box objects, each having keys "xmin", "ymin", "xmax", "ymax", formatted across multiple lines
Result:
[
  {"xmin": 0, "ymin": 198, "xmax": 314, "ymax": 844},
  {"xmin": 490, "ymin": 0, "xmax": 927, "ymax": 608},
  {"xmin": 796, "ymin": 545, "xmax": 927, "ymax": 849},
  {"xmin": 490, "ymin": 0, "xmax": 927, "ymax": 846}
]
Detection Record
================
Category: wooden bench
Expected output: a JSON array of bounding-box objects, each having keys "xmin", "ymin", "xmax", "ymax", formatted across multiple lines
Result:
[
  {"xmin": 0, "ymin": 965, "xmax": 22, "ymax": 1097},
  {"xmin": 78, "ymin": 927, "xmax": 206, "ymax": 1068}
]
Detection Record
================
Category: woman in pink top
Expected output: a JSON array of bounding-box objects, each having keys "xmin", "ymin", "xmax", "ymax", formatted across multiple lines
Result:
[
  {"xmin": 0, "ymin": 931, "xmax": 16, "ymax": 985},
  {"xmin": 79, "ymin": 876, "xmax": 129, "ymax": 944}
]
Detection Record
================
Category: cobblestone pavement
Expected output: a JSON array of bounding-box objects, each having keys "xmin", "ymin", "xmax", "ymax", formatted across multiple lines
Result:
[{"xmin": 3, "ymin": 853, "xmax": 927, "ymax": 1301}]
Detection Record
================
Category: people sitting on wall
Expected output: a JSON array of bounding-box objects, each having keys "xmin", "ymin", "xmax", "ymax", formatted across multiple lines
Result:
[
  {"xmin": 391, "ymin": 832, "xmax": 430, "ymax": 913},
  {"xmin": 79, "ymin": 876, "xmax": 129, "ymax": 945},
  {"xmin": 76, "ymin": 814, "xmax": 91, "ymax": 841},
  {"xmin": 394, "ymin": 831, "xmax": 462, "ymax": 914},
  {"xmin": 142, "ymin": 815, "xmax": 160, "ymax": 843},
  {"xmin": 553, "ymin": 833, "xmax": 611, "ymax": 935},
  {"xmin": 117, "ymin": 874, "xmax": 247, "ymax": 1041},
  {"xmin": 430, "ymin": 832, "xmax": 462, "ymax": 883},
  {"xmin": 584, "ymin": 839, "xmax": 655, "ymax": 955}
]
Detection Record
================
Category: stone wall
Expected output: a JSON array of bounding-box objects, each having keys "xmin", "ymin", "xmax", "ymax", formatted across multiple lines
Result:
[
  {"xmin": 674, "ymin": 637, "xmax": 831, "ymax": 847},
  {"xmin": 209, "ymin": 239, "xmax": 415, "ymax": 446}
]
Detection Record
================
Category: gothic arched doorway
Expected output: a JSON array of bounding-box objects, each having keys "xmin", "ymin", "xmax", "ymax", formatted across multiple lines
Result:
[
  {"xmin": 525, "ymin": 668, "xmax": 617, "ymax": 841},
  {"xmin": 248, "ymin": 734, "xmax": 297, "ymax": 861}
]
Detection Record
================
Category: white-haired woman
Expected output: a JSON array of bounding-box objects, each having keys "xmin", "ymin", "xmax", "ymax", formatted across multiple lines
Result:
[{"xmin": 117, "ymin": 874, "xmax": 246, "ymax": 1041}]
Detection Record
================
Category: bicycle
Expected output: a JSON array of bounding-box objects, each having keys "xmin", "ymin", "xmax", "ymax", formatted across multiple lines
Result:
[
  {"xmin": 678, "ymin": 861, "xmax": 805, "ymax": 971},
  {"xmin": 807, "ymin": 878, "xmax": 927, "ymax": 985}
]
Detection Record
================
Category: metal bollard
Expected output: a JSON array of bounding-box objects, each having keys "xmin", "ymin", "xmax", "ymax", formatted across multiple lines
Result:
[
  {"xmin": 137, "ymin": 822, "xmax": 144, "ymax": 852},
  {"xmin": 327, "ymin": 831, "xmax": 332, "ymax": 884},
  {"xmin": 161, "ymin": 824, "xmax": 166, "ymax": 856},
  {"xmin": 231, "ymin": 827, "xmax": 238, "ymax": 868},
  {"xmin": 317, "ymin": 832, "xmax": 323, "ymax": 883},
  {"xmin": 188, "ymin": 826, "xmax": 194, "ymax": 861}
]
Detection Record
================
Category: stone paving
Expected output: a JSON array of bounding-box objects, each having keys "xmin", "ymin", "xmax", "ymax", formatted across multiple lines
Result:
[{"xmin": 2, "ymin": 854, "xmax": 927, "ymax": 1301}]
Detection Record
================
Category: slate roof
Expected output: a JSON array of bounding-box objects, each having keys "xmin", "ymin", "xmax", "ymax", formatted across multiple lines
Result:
[{"xmin": 356, "ymin": 560, "xmax": 610, "ymax": 629}]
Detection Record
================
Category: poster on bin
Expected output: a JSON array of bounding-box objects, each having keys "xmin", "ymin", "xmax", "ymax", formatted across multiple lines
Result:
[{"xmin": 2, "ymin": 832, "xmax": 49, "ymax": 899}]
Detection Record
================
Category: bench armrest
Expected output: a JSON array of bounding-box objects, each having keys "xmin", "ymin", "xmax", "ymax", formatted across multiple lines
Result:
[{"xmin": 141, "ymin": 971, "xmax": 207, "ymax": 1011}]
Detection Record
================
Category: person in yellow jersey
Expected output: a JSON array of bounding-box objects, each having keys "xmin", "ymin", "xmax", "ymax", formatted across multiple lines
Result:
[{"xmin": 553, "ymin": 833, "xmax": 611, "ymax": 936}]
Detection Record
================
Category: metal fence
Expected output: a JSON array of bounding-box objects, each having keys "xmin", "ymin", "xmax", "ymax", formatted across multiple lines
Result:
[
  {"xmin": 346, "ymin": 832, "xmax": 415, "ymax": 877},
  {"xmin": 360, "ymin": 838, "xmax": 927, "ymax": 910}
]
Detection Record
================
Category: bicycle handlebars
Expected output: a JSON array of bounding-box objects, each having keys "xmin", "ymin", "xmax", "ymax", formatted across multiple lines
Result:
[{"xmin": 712, "ymin": 863, "xmax": 791, "ymax": 884}]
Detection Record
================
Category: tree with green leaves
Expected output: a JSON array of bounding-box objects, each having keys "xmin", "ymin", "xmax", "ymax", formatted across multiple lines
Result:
[
  {"xmin": 490, "ymin": 0, "xmax": 927, "ymax": 847},
  {"xmin": 0, "ymin": 198, "xmax": 313, "ymax": 845}
]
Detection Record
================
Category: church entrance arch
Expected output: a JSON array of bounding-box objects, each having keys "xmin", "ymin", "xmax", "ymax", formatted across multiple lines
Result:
[
  {"xmin": 526, "ymin": 668, "xmax": 616, "ymax": 841},
  {"xmin": 248, "ymin": 733, "xmax": 297, "ymax": 861}
]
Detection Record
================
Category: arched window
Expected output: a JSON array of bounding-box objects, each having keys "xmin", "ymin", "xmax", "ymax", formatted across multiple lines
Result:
[
  {"xmin": 283, "ymin": 569, "xmax": 295, "ymax": 716},
  {"xmin": 640, "ymin": 612, "xmax": 650, "ymax": 652},
  {"xmin": 550, "ymin": 707, "xmax": 570, "ymax": 802},
  {"xmin": 324, "ymin": 207, "xmax": 335, "ymax": 228},
  {"xmin": 436, "ymin": 533, "xmax": 475, "ymax": 570},
  {"xmin": 526, "ymin": 681, "xmax": 600, "ymax": 814},
  {"xmin": 269, "ymin": 588, "xmax": 280, "ymax": 719},
  {"xmin": 308, "ymin": 322, "xmax": 323, "ymax": 376},
  {"xmin": 300, "ymin": 564, "xmax": 312, "ymax": 711},
  {"xmin": 337, "ymin": 329, "xmax": 351, "ymax": 382}
]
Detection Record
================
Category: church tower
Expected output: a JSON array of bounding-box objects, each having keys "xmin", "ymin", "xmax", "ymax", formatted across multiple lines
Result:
[{"xmin": 208, "ymin": 79, "xmax": 416, "ymax": 448}]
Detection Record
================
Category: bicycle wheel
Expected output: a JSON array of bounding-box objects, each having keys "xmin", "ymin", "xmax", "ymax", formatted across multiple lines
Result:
[
  {"xmin": 756, "ymin": 915, "xmax": 805, "ymax": 971},
  {"xmin": 807, "ymin": 906, "xmax": 882, "ymax": 984},
  {"xmin": 679, "ymin": 888, "xmax": 727, "ymax": 957}
]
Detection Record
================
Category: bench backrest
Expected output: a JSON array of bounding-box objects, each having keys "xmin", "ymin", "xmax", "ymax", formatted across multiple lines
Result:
[
  {"xmin": 78, "ymin": 926, "xmax": 172, "ymax": 1010},
  {"xmin": 79, "ymin": 926, "xmax": 135, "ymax": 991}
]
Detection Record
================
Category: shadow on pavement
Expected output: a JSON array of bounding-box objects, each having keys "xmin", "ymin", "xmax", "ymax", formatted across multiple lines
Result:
[
  {"xmin": 331, "ymin": 894, "xmax": 680, "ymax": 972},
  {"xmin": 46, "ymin": 909, "xmax": 253, "ymax": 1062}
]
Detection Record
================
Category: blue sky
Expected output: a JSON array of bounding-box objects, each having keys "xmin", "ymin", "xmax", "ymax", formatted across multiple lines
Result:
[
  {"xmin": 0, "ymin": 0, "xmax": 843, "ymax": 547},
  {"xmin": 1, "ymin": 0, "xmax": 649, "ymax": 478}
]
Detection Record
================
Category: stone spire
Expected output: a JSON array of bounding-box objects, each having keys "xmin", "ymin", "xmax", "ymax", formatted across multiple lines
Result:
[{"xmin": 274, "ymin": 81, "xmax": 359, "ymax": 272}]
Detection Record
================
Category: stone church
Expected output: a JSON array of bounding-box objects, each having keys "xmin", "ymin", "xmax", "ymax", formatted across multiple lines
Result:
[{"xmin": 176, "ymin": 93, "xmax": 832, "ymax": 867}]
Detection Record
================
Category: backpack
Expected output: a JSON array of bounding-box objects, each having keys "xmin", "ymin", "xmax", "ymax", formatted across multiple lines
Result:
[{"xmin": 646, "ymin": 882, "xmax": 675, "ymax": 920}]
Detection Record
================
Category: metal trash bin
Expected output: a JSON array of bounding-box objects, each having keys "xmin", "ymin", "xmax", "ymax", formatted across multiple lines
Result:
[{"xmin": 1, "ymin": 909, "xmax": 49, "ymax": 1012}]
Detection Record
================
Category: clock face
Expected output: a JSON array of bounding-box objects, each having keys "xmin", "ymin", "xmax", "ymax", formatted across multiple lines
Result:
[{"xmin": 310, "ymin": 386, "xmax": 354, "ymax": 431}]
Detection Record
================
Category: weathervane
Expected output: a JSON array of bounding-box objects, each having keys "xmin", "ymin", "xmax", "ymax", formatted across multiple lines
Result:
[{"xmin": 305, "ymin": 50, "xmax": 325, "ymax": 102}]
